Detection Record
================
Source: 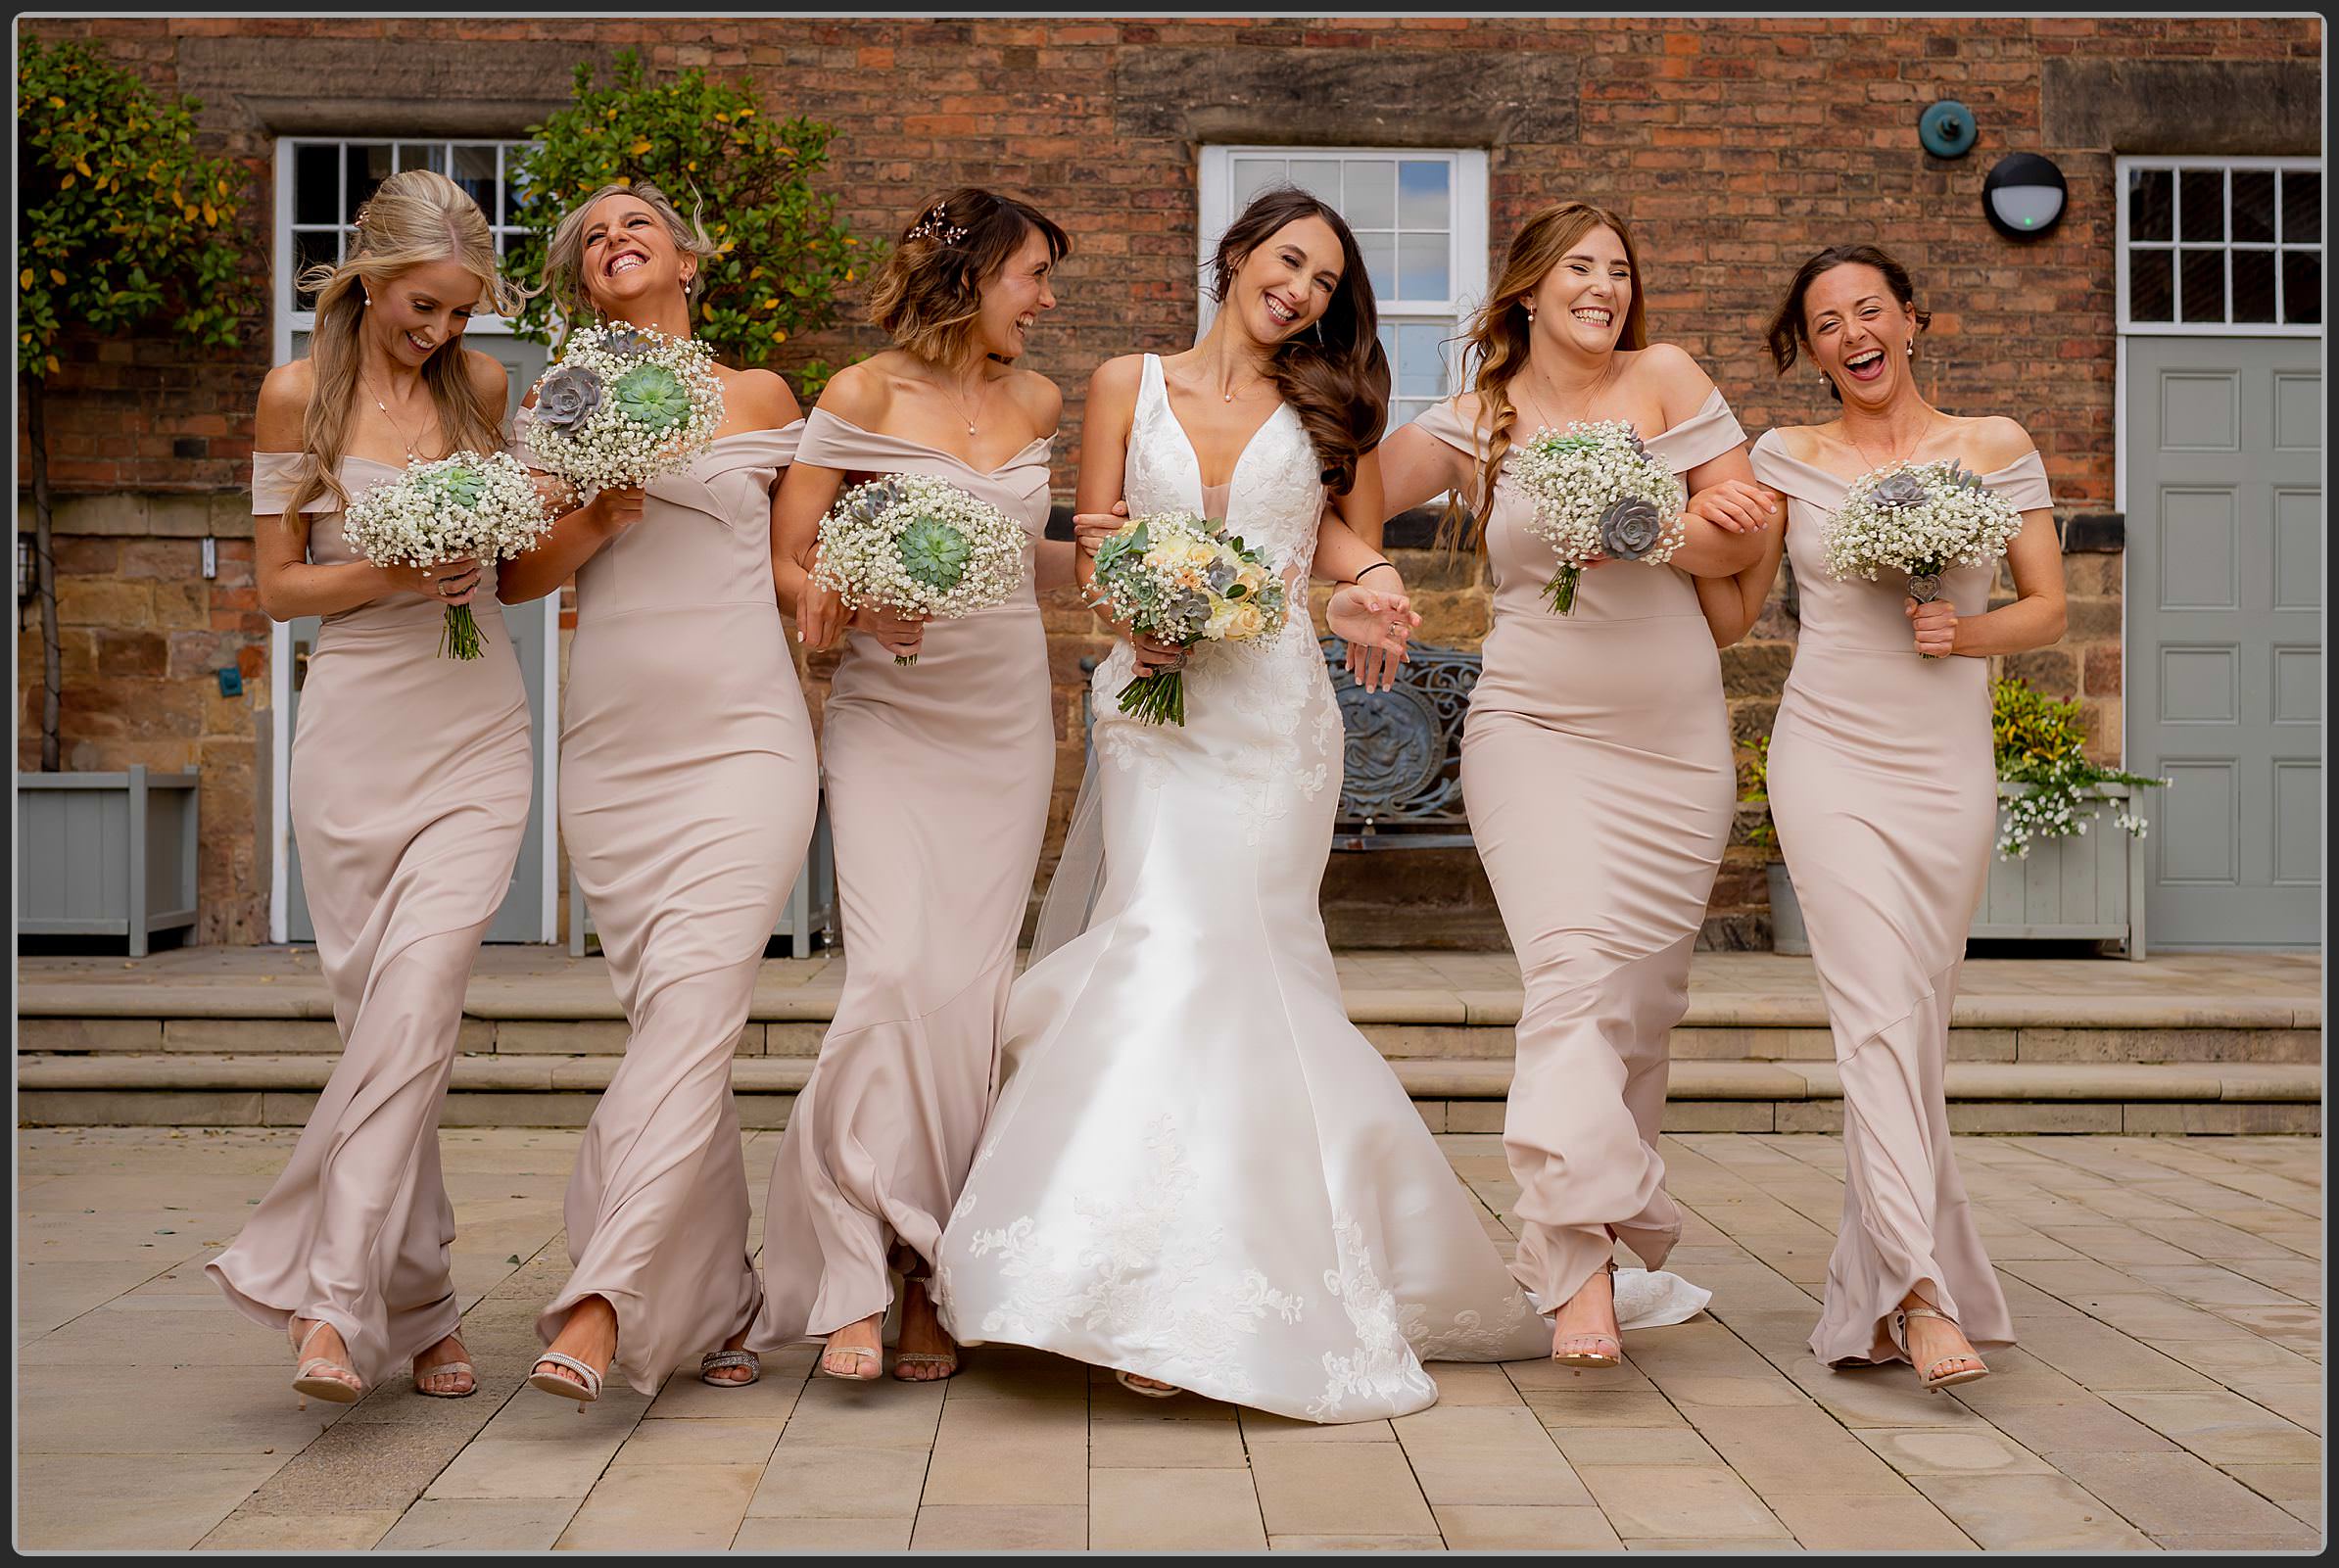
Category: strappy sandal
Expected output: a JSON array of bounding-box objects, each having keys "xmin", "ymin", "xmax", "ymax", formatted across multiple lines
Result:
[
  {"xmin": 699, "ymin": 1348, "xmax": 761, "ymax": 1388},
  {"xmin": 412, "ymin": 1337, "xmax": 477, "ymax": 1399},
  {"xmin": 528, "ymin": 1351, "xmax": 606, "ymax": 1407},
  {"xmin": 1551, "ymin": 1260, "xmax": 1623, "ymax": 1371},
  {"xmin": 1896, "ymin": 1305, "xmax": 1989, "ymax": 1392},
  {"xmin": 892, "ymin": 1351, "xmax": 959, "ymax": 1382},
  {"xmin": 817, "ymin": 1343, "xmax": 883, "ymax": 1382},
  {"xmin": 289, "ymin": 1316, "xmax": 365, "ymax": 1408},
  {"xmin": 1115, "ymin": 1370, "xmax": 1181, "ymax": 1399}
]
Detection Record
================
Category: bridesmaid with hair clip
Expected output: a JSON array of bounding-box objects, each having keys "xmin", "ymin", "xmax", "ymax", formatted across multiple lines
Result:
[
  {"xmin": 499, "ymin": 176, "xmax": 815, "ymax": 1404},
  {"xmin": 211, "ymin": 167, "xmax": 527, "ymax": 1406},
  {"xmin": 1375, "ymin": 200, "xmax": 1777, "ymax": 1373},
  {"xmin": 750, "ymin": 187, "xmax": 1074, "ymax": 1386},
  {"xmin": 1708, "ymin": 242, "xmax": 2066, "ymax": 1390}
]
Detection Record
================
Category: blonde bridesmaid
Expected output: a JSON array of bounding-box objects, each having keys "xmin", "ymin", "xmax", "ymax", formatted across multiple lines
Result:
[
  {"xmin": 1706, "ymin": 243, "xmax": 2066, "ymax": 1388},
  {"xmin": 1376, "ymin": 202, "xmax": 1776, "ymax": 1368},
  {"xmin": 499, "ymin": 180, "xmax": 816, "ymax": 1402},
  {"xmin": 750, "ymin": 188, "xmax": 1071, "ymax": 1383},
  {"xmin": 209, "ymin": 168, "xmax": 527, "ymax": 1404}
]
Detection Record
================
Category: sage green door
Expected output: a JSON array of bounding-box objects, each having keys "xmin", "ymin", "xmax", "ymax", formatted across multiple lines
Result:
[
  {"xmin": 282, "ymin": 331, "xmax": 554, "ymax": 943},
  {"xmin": 2124, "ymin": 334, "xmax": 2322, "ymax": 947}
]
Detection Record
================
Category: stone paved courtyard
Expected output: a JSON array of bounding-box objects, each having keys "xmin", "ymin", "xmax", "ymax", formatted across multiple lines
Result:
[{"xmin": 15, "ymin": 1126, "xmax": 2323, "ymax": 1552}]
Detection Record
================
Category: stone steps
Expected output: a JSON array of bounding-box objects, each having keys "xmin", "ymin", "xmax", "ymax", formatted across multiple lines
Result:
[{"xmin": 17, "ymin": 1053, "xmax": 2319, "ymax": 1137}]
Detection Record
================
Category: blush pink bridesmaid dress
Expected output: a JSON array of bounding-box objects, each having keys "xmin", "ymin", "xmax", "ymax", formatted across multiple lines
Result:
[
  {"xmin": 1408, "ymin": 391, "xmax": 1745, "ymax": 1326},
  {"xmin": 525, "ymin": 421, "xmax": 822, "ymax": 1394},
  {"xmin": 750, "ymin": 407, "xmax": 1058, "ymax": 1353},
  {"xmin": 209, "ymin": 452, "xmax": 533, "ymax": 1391},
  {"xmin": 1748, "ymin": 430, "xmax": 2051, "ymax": 1366}
]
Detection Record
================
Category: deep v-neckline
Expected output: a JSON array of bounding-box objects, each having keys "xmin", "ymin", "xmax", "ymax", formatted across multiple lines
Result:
[{"xmin": 1152, "ymin": 355, "xmax": 1290, "ymax": 501}]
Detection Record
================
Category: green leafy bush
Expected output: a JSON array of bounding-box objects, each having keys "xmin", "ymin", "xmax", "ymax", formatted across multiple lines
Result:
[
  {"xmin": 503, "ymin": 50, "xmax": 870, "ymax": 398},
  {"xmin": 1991, "ymin": 677, "xmax": 2167, "ymax": 859}
]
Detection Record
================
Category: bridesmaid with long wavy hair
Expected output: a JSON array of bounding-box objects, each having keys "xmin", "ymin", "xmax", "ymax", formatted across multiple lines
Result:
[
  {"xmin": 1376, "ymin": 201, "xmax": 1776, "ymax": 1368},
  {"xmin": 1703, "ymin": 243, "xmax": 2066, "ymax": 1389},
  {"xmin": 749, "ymin": 188, "xmax": 1073, "ymax": 1384},
  {"xmin": 500, "ymin": 179, "xmax": 815, "ymax": 1402},
  {"xmin": 210, "ymin": 167, "xmax": 526, "ymax": 1405}
]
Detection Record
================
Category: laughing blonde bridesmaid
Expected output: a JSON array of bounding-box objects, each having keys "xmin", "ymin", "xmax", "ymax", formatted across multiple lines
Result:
[
  {"xmin": 1707, "ymin": 243, "xmax": 2066, "ymax": 1389},
  {"xmin": 499, "ymin": 179, "xmax": 816, "ymax": 1403},
  {"xmin": 210, "ymin": 168, "xmax": 527, "ymax": 1405},
  {"xmin": 1376, "ymin": 201, "xmax": 1775, "ymax": 1369},
  {"xmin": 749, "ymin": 189, "xmax": 1072, "ymax": 1385}
]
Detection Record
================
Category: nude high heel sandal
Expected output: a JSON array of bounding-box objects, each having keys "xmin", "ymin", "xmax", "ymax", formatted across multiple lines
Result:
[
  {"xmin": 529, "ymin": 1353, "xmax": 605, "ymax": 1407},
  {"xmin": 1551, "ymin": 1261, "xmax": 1623, "ymax": 1372},
  {"xmin": 289, "ymin": 1316, "xmax": 365, "ymax": 1407},
  {"xmin": 1895, "ymin": 1305, "xmax": 1990, "ymax": 1392}
]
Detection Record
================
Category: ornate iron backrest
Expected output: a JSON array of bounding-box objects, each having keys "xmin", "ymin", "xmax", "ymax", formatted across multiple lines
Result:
[
  {"xmin": 1318, "ymin": 635, "xmax": 1477, "ymax": 843},
  {"xmin": 1076, "ymin": 640, "xmax": 1484, "ymax": 847}
]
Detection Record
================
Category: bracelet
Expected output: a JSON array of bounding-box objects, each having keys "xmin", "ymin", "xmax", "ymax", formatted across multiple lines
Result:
[{"xmin": 1354, "ymin": 560, "xmax": 1399, "ymax": 586}]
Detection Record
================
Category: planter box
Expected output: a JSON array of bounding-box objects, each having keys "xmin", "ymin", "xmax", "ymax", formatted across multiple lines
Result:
[
  {"xmin": 1765, "ymin": 783, "xmax": 2145, "ymax": 961},
  {"xmin": 568, "ymin": 791, "xmax": 837, "ymax": 960},
  {"xmin": 18, "ymin": 766, "xmax": 200, "ymax": 956}
]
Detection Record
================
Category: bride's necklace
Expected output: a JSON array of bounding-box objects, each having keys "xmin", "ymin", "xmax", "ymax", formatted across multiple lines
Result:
[{"xmin": 361, "ymin": 366, "xmax": 433, "ymax": 462}]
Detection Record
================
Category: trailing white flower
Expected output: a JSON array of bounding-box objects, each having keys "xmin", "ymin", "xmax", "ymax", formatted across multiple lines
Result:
[
  {"xmin": 1086, "ymin": 510, "xmax": 1289, "ymax": 725},
  {"xmin": 812, "ymin": 473, "xmax": 1027, "ymax": 665},
  {"xmin": 339, "ymin": 450, "xmax": 554, "ymax": 659},
  {"xmin": 1505, "ymin": 420, "xmax": 1686, "ymax": 614},
  {"xmin": 518, "ymin": 322, "xmax": 727, "ymax": 491}
]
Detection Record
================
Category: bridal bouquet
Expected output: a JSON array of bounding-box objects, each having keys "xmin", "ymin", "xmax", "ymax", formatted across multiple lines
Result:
[
  {"xmin": 338, "ymin": 451, "xmax": 554, "ymax": 659},
  {"xmin": 1087, "ymin": 511, "xmax": 1288, "ymax": 726},
  {"xmin": 1824, "ymin": 459, "xmax": 2026, "ymax": 658},
  {"xmin": 1507, "ymin": 420, "xmax": 1687, "ymax": 615},
  {"xmin": 812, "ymin": 473, "xmax": 1026, "ymax": 666},
  {"xmin": 520, "ymin": 322, "xmax": 726, "ymax": 492}
]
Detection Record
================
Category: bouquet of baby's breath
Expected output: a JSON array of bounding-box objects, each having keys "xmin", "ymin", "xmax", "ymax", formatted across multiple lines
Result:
[
  {"xmin": 520, "ymin": 322, "xmax": 726, "ymax": 491},
  {"xmin": 812, "ymin": 473, "xmax": 1027, "ymax": 666},
  {"xmin": 1087, "ymin": 511, "xmax": 1287, "ymax": 726},
  {"xmin": 1507, "ymin": 420, "xmax": 1687, "ymax": 615},
  {"xmin": 1824, "ymin": 459, "xmax": 2027, "ymax": 657},
  {"xmin": 339, "ymin": 451, "xmax": 554, "ymax": 659}
]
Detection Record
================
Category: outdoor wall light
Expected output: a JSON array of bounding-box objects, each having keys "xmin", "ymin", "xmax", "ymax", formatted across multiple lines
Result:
[
  {"xmin": 1982, "ymin": 153, "xmax": 2068, "ymax": 240},
  {"xmin": 1918, "ymin": 100, "xmax": 1977, "ymax": 159}
]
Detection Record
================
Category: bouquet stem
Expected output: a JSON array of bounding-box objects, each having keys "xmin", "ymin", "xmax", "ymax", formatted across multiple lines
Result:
[
  {"xmin": 1907, "ymin": 561, "xmax": 1944, "ymax": 660},
  {"xmin": 439, "ymin": 604, "xmax": 488, "ymax": 661},
  {"xmin": 894, "ymin": 652, "xmax": 920, "ymax": 668},
  {"xmin": 1118, "ymin": 669, "xmax": 1187, "ymax": 727},
  {"xmin": 1542, "ymin": 563, "xmax": 1582, "ymax": 616}
]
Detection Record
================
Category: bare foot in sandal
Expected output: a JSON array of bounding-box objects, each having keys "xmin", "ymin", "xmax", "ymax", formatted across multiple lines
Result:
[
  {"xmin": 412, "ymin": 1332, "xmax": 476, "ymax": 1398},
  {"xmin": 821, "ymin": 1311, "xmax": 883, "ymax": 1381},
  {"xmin": 893, "ymin": 1278, "xmax": 958, "ymax": 1382}
]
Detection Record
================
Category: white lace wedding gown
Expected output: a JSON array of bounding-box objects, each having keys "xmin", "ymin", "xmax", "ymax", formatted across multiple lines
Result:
[{"xmin": 930, "ymin": 355, "xmax": 1553, "ymax": 1421}]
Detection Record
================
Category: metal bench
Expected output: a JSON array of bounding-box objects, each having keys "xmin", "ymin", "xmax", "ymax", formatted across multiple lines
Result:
[{"xmin": 1078, "ymin": 638, "xmax": 1483, "ymax": 850}]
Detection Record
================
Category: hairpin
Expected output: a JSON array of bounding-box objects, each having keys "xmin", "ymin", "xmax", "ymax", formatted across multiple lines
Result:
[{"xmin": 907, "ymin": 203, "xmax": 969, "ymax": 246}]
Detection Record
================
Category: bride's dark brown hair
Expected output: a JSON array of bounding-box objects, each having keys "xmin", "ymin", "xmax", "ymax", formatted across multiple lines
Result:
[{"xmin": 1208, "ymin": 186, "xmax": 1389, "ymax": 494}]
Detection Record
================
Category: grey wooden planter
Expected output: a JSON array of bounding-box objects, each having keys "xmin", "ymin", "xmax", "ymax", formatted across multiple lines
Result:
[
  {"xmin": 568, "ymin": 791, "xmax": 838, "ymax": 960},
  {"xmin": 1764, "ymin": 783, "xmax": 2146, "ymax": 961},
  {"xmin": 17, "ymin": 766, "xmax": 201, "ymax": 956}
]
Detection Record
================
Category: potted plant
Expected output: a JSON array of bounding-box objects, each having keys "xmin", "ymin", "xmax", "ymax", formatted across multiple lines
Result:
[
  {"xmin": 1752, "ymin": 681, "xmax": 2168, "ymax": 959},
  {"xmin": 17, "ymin": 38, "xmax": 251, "ymax": 951}
]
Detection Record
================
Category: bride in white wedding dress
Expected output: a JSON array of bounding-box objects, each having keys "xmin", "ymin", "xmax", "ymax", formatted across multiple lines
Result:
[{"xmin": 930, "ymin": 188, "xmax": 1559, "ymax": 1422}]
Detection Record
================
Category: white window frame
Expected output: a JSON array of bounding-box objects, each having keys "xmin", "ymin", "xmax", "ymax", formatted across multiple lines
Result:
[
  {"xmin": 1196, "ymin": 145, "xmax": 1489, "ymax": 417},
  {"xmin": 2116, "ymin": 154, "xmax": 2322, "ymax": 338},
  {"xmin": 264, "ymin": 134, "xmax": 557, "ymax": 943}
]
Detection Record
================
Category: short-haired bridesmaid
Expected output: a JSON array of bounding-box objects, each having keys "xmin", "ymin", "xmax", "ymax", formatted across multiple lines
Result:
[
  {"xmin": 750, "ymin": 188, "xmax": 1072, "ymax": 1383},
  {"xmin": 210, "ymin": 167, "xmax": 527, "ymax": 1404},
  {"xmin": 1376, "ymin": 200, "xmax": 1775, "ymax": 1369},
  {"xmin": 500, "ymin": 178, "xmax": 816, "ymax": 1402},
  {"xmin": 1708, "ymin": 242, "xmax": 2066, "ymax": 1389}
]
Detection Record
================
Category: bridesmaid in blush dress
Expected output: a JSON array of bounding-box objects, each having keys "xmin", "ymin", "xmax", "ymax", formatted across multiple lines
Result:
[
  {"xmin": 1705, "ymin": 243, "xmax": 2067, "ymax": 1389},
  {"xmin": 498, "ymin": 179, "xmax": 816, "ymax": 1402},
  {"xmin": 1375, "ymin": 202, "xmax": 1778, "ymax": 1370},
  {"xmin": 750, "ymin": 189, "xmax": 1074, "ymax": 1384},
  {"xmin": 209, "ymin": 169, "xmax": 528, "ymax": 1404}
]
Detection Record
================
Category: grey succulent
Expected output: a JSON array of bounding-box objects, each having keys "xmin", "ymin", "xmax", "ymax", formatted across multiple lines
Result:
[
  {"xmin": 1598, "ymin": 494, "xmax": 1666, "ymax": 560},
  {"xmin": 534, "ymin": 363, "xmax": 603, "ymax": 435},
  {"xmin": 1622, "ymin": 428, "xmax": 1649, "ymax": 460},
  {"xmin": 1871, "ymin": 471, "xmax": 1931, "ymax": 510},
  {"xmin": 844, "ymin": 478, "xmax": 907, "ymax": 526},
  {"xmin": 601, "ymin": 324, "xmax": 660, "ymax": 357},
  {"xmin": 1940, "ymin": 459, "xmax": 1987, "ymax": 494}
]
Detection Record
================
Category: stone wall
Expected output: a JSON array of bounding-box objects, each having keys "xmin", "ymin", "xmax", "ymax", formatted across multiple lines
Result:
[{"xmin": 18, "ymin": 14, "xmax": 2321, "ymax": 947}]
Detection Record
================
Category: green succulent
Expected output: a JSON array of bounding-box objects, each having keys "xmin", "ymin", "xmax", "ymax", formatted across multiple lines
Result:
[
  {"xmin": 896, "ymin": 517, "xmax": 972, "ymax": 592},
  {"xmin": 423, "ymin": 464, "xmax": 488, "ymax": 510},
  {"xmin": 612, "ymin": 363, "xmax": 692, "ymax": 434}
]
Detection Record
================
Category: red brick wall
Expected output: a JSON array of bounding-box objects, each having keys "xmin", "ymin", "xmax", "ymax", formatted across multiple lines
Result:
[{"xmin": 18, "ymin": 15, "xmax": 2320, "ymax": 946}]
